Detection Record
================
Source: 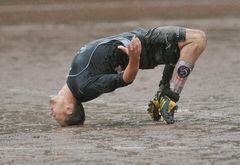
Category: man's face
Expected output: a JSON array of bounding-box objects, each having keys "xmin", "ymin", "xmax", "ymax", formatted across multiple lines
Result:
[{"xmin": 49, "ymin": 95, "xmax": 67, "ymax": 126}]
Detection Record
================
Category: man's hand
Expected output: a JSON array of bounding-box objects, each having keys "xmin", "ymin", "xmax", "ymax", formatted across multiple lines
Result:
[
  {"xmin": 118, "ymin": 36, "xmax": 142, "ymax": 62},
  {"xmin": 118, "ymin": 36, "xmax": 142, "ymax": 84}
]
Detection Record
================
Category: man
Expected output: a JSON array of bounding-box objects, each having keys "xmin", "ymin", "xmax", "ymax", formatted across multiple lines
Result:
[{"xmin": 50, "ymin": 26, "xmax": 207, "ymax": 127}]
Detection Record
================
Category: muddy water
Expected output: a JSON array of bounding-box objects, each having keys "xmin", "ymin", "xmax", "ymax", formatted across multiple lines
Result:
[{"xmin": 1, "ymin": 2, "xmax": 240, "ymax": 165}]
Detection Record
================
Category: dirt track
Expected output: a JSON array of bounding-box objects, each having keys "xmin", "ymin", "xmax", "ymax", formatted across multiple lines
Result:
[{"xmin": 0, "ymin": 0, "xmax": 240, "ymax": 164}]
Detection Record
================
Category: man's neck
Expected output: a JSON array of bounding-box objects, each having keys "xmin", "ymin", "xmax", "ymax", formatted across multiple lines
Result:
[{"xmin": 58, "ymin": 84, "xmax": 76, "ymax": 103}]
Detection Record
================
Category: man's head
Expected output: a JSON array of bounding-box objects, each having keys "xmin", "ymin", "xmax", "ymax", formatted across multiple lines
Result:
[
  {"xmin": 49, "ymin": 85, "xmax": 85, "ymax": 127},
  {"xmin": 64, "ymin": 101, "xmax": 85, "ymax": 126}
]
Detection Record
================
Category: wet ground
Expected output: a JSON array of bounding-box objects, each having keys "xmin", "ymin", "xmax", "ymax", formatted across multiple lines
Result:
[{"xmin": 0, "ymin": 0, "xmax": 240, "ymax": 164}]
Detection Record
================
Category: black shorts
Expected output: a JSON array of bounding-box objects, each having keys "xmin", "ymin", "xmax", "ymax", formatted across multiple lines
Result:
[{"xmin": 139, "ymin": 26, "xmax": 186, "ymax": 69}]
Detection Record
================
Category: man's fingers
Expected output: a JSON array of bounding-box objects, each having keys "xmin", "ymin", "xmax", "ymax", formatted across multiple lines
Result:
[
  {"xmin": 131, "ymin": 37, "xmax": 141, "ymax": 53},
  {"xmin": 136, "ymin": 38, "xmax": 141, "ymax": 52},
  {"xmin": 129, "ymin": 36, "xmax": 138, "ymax": 50},
  {"xmin": 132, "ymin": 35, "xmax": 136, "ymax": 40},
  {"xmin": 118, "ymin": 36, "xmax": 141, "ymax": 57},
  {"xmin": 118, "ymin": 45, "xmax": 128, "ymax": 54}
]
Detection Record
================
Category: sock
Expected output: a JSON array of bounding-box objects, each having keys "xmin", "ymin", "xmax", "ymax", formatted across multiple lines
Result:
[{"xmin": 170, "ymin": 60, "xmax": 194, "ymax": 94}]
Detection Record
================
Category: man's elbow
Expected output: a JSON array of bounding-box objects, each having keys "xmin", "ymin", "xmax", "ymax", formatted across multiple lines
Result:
[
  {"xmin": 123, "ymin": 77, "xmax": 135, "ymax": 85},
  {"xmin": 122, "ymin": 72, "xmax": 137, "ymax": 84}
]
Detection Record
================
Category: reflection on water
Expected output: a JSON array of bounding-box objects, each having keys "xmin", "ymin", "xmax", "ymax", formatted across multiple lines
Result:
[
  {"xmin": 0, "ymin": 109, "xmax": 58, "ymax": 135},
  {"xmin": 1, "ymin": 96, "xmax": 239, "ymax": 135},
  {"xmin": 1, "ymin": 97, "xmax": 240, "ymax": 165},
  {"xmin": 0, "ymin": 101, "xmax": 149, "ymax": 135}
]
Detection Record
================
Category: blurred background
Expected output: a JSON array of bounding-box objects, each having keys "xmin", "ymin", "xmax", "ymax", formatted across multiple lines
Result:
[{"xmin": 1, "ymin": 0, "xmax": 240, "ymax": 24}]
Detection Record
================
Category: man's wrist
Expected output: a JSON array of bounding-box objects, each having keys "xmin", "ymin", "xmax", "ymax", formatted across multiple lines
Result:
[{"xmin": 128, "ymin": 57, "xmax": 140, "ymax": 65}]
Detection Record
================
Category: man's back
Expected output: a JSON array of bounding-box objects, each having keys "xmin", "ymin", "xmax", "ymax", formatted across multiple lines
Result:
[{"xmin": 66, "ymin": 28, "xmax": 147, "ymax": 102}]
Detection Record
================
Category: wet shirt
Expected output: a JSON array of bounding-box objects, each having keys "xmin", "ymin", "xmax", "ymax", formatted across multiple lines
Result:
[{"xmin": 67, "ymin": 33, "xmax": 135, "ymax": 102}]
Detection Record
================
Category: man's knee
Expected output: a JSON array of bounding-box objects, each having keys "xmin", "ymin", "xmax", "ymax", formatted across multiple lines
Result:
[
  {"xmin": 179, "ymin": 29, "xmax": 207, "ymax": 51},
  {"xmin": 192, "ymin": 29, "xmax": 207, "ymax": 51},
  {"xmin": 196, "ymin": 30, "xmax": 207, "ymax": 49}
]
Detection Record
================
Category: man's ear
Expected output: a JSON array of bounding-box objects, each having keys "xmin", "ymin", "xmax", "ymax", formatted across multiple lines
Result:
[{"xmin": 66, "ymin": 106, "xmax": 73, "ymax": 115}]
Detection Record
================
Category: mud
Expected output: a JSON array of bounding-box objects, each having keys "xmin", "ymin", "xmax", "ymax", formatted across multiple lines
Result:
[{"xmin": 0, "ymin": 0, "xmax": 240, "ymax": 165}]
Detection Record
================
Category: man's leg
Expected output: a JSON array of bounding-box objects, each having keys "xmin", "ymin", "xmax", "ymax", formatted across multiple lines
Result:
[
  {"xmin": 160, "ymin": 29, "xmax": 207, "ymax": 124},
  {"xmin": 147, "ymin": 27, "xmax": 207, "ymax": 123}
]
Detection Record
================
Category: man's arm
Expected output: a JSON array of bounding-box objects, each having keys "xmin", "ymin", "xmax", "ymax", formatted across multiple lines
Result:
[{"xmin": 118, "ymin": 36, "xmax": 142, "ymax": 83}]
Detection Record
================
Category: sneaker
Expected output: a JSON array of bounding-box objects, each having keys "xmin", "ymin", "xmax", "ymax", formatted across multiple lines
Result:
[
  {"xmin": 147, "ymin": 95, "xmax": 161, "ymax": 121},
  {"xmin": 158, "ymin": 96, "xmax": 178, "ymax": 124},
  {"xmin": 147, "ymin": 84, "xmax": 166, "ymax": 121}
]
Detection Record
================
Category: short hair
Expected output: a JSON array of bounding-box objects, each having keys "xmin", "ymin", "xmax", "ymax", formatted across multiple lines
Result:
[{"xmin": 64, "ymin": 101, "xmax": 85, "ymax": 126}]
